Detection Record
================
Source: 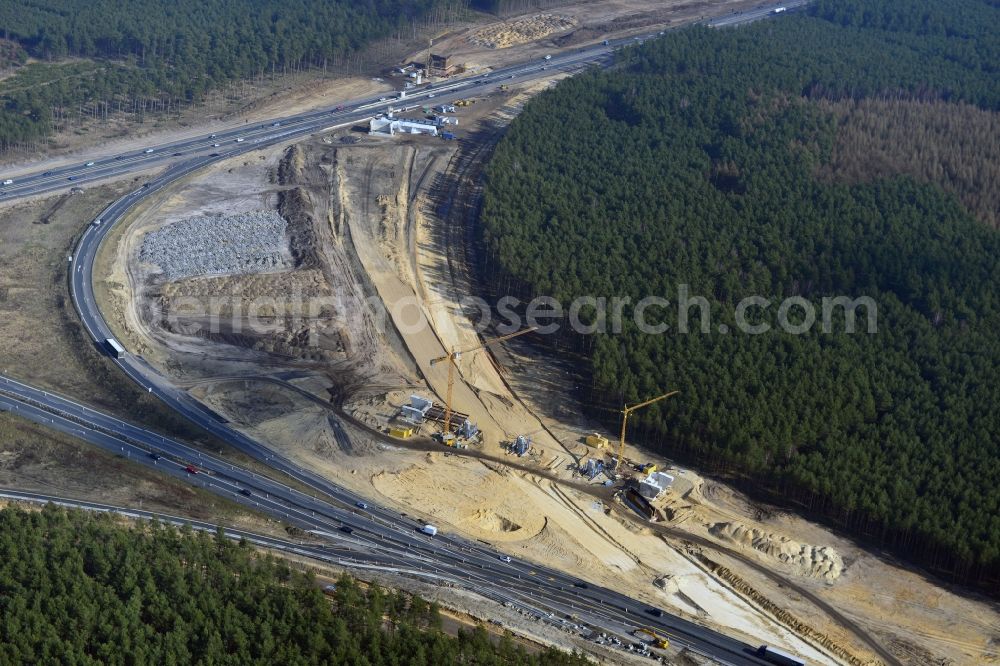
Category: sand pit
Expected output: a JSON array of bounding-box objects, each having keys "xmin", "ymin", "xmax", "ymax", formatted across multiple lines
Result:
[
  {"xmin": 373, "ymin": 461, "xmax": 546, "ymax": 542},
  {"xmin": 710, "ymin": 522, "xmax": 844, "ymax": 581},
  {"xmin": 470, "ymin": 14, "xmax": 575, "ymax": 49}
]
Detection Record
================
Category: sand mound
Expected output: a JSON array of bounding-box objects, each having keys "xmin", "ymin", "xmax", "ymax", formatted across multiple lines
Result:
[
  {"xmin": 470, "ymin": 14, "xmax": 575, "ymax": 49},
  {"xmin": 654, "ymin": 574, "xmax": 680, "ymax": 595},
  {"xmin": 372, "ymin": 463, "xmax": 545, "ymax": 542},
  {"xmin": 710, "ymin": 522, "xmax": 844, "ymax": 581}
]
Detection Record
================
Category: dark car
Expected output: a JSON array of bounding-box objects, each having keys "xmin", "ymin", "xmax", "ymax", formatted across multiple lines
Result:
[
  {"xmin": 67, "ymin": 176, "xmax": 77, "ymax": 181},
  {"xmin": 355, "ymin": 501, "xmax": 368, "ymax": 510},
  {"xmin": 644, "ymin": 608, "xmax": 663, "ymax": 617},
  {"xmin": 172, "ymin": 152, "xmax": 182, "ymax": 156},
  {"xmin": 573, "ymin": 582, "xmax": 589, "ymax": 589},
  {"xmin": 335, "ymin": 105, "xmax": 345, "ymax": 111},
  {"xmin": 239, "ymin": 488, "xmax": 253, "ymax": 497},
  {"xmin": 43, "ymin": 171, "xmax": 53, "ymax": 176},
  {"xmin": 339, "ymin": 525, "xmax": 354, "ymax": 534},
  {"xmin": 210, "ymin": 153, "xmax": 220, "ymax": 157},
  {"xmin": 148, "ymin": 452, "xmax": 161, "ymax": 461},
  {"xmin": 185, "ymin": 464, "xmax": 199, "ymax": 474},
  {"xmin": 115, "ymin": 155, "xmax": 125, "ymax": 160}
]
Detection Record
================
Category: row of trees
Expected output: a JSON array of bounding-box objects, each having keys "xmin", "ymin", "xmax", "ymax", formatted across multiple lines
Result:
[
  {"xmin": 479, "ymin": 0, "xmax": 1000, "ymax": 589},
  {"xmin": 0, "ymin": 504, "xmax": 590, "ymax": 664},
  {"xmin": 0, "ymin": 0, "xmax": 471, "ymax": 151}
]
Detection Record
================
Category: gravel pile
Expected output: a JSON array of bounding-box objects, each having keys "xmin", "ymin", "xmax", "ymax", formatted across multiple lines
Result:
[{"xmin": 141, "ymin": 211, "xmax": 291, "ymax": 281}]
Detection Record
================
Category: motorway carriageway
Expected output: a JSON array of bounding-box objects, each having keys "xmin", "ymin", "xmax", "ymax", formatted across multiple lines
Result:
[
  {"xmin": 0, "ymin": 375, "xmax": 779, "ymax": 666},
  {"xmin": 3, "ymin": 4, "xmax": 814, "ymax": 664},
  {"xmin": 0, "ymin": 1, "xmax": 810, "ymax": 201}
]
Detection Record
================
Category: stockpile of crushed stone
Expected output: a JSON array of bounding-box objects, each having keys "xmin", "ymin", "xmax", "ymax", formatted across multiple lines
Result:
[{"xmin": 140, "ymin": 211, "xmax": 291, "ymax": 281}]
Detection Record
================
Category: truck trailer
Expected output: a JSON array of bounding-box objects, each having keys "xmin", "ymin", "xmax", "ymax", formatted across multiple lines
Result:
[
  {"xmin": 421, "ymin": 524, "xmax": 438, "ymax": 536},
  {"xmin": 104, "ymin": 338, "xmax": 126, "ymax": 359},
  {"xmin": 755, "ymin": 645, "xmax": 805, "ymax": 666}
]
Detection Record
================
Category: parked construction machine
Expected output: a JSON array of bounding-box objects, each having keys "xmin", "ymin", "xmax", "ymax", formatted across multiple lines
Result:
[{"xmin": 634, "ymin": 627, "xmax": 670, "ymax": 649}]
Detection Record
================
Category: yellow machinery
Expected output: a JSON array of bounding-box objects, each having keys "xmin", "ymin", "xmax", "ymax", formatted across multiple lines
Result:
[
  {"xmin": 614, "ymin": 390, "xmax": 679, "ymax": 470},
  {"xmin": 635, "ymin": 627, "xmax": 670, "ymax": 649},
  {"xmin": 429, "ymin": 327, "xmax": 535, "ymax": 434},
  {"xmin": 585, "ymin": 432, "xmax": 609, "ymax": 449},
  {"xmin": 389, "ymin": 426, "xmax": 414, "ymax": 439}
]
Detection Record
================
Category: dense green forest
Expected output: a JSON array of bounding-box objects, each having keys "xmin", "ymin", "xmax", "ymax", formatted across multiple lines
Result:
[
  {"xmin": 0, "ymin": 0, "xmax": 468, "ymax": 151},
  {"xmin": 0, "ymin": 504, "xmax": 588, "ymax": 665},
  {"xmin": 479, "ymin": 0, "xmax": 1000, "ymax": 588}
]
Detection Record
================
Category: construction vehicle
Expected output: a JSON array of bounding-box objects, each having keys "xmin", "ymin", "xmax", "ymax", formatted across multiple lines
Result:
[
  {"xmin": 454, "ymin": 98, "xmax": 475, "ymax": 106},
  {"xmin": 104, "ymin": 338, "xmax": 126, "ymax": 359},
  {"xmin": 499, "ymin": 84, "xmax": 509, "ymax": 91},
  {"xmin": 612, "ymin": 391, "xmax": 679, "ymax": 472},
  {"xmin": 755, "ymin": 645, "xmax": 804, "ymax": 666},
  {"xmin": 429, "ymin": 327, "xmax": 535, "ymax": 434},
  {"xmin": 389, "ymin": 426, "xmax": 414, "ymax": 439},
  {"xmin": 585, "ymin": 432, "xmax": 609, "ymax": 449},
  {"xmin": 634, "ymin": 627, "xmax": 670, "ymax": 649}
]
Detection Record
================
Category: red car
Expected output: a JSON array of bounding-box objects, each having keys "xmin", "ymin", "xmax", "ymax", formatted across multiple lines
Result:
[{"xmin": 185, "ymin": 464, "xmax": 199, "ymax": 474}]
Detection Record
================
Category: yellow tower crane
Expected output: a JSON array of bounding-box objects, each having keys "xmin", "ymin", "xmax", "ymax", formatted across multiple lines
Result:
[
  {"xmin": 429, "ymin": 327, "xmax": 535, "ymax": 433},
  {"xmin": 614, "ymin": 390, "xmax": 679, "ymax": 471}
]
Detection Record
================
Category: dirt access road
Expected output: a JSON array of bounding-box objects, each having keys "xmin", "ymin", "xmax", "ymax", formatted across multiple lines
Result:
[{"xmin": 83, "ymin": 2, "xmax": 1000, "ymax": 665}]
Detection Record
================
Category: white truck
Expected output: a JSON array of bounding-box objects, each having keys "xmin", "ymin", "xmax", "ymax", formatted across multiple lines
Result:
[
  {"xmin": 421, "ymin": 524, "xmax": 438, "ymax": 537},
  {"xmin": 104, "ymin": 338, "xmax": 126, "ymax": 359},
  {"xmin": 2, "ymin": 179, "xmax": 12, "ymax": 185}
]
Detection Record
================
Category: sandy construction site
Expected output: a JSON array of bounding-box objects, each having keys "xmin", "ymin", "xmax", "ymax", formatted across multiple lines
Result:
[{"xmin": 83, "ymin": 7, "xmax": 1000, "ymax": 666}]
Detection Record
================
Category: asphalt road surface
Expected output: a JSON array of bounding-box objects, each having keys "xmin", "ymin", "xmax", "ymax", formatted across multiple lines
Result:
[
  {"xmin": 0, "ymin": 5, "xmax": 825, "ymax": 664},
  {"xmin": 0, "ymin": 375, "xmax": 782, "ymax": 665}
]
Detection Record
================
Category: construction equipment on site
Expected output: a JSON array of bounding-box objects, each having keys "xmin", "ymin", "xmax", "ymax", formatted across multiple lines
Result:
[
  {"xmin": 389, "ymin": 426, "xmax": 414, "ymax": 439},
  {"xmin": 510, "ymin": 435, "xmax": 531, "ymax": 456},
  {"xmin": 585, "ymin": 432, "xmax": 609, "ymax": 449},
  {"xmin": 581, "ymin": 458, "xmax": 605, "ymax": 480},
  {"xmin": 429, "ymin": 327, "xmax": 536, "ymax": 435},
  {"xmin": 634, "ymin": 627, "xmax": 670, "ymax": 649},
  {"xmin": 454, "ymin": 98, "xmax": 475, "ymax": 106},
  {"xmin": 425, "ymin": 29, "xmax": 451, "ymax": 78},
  {"xmin": 613, "ymin": 390, "xmax": 679, "ymax": 472}
]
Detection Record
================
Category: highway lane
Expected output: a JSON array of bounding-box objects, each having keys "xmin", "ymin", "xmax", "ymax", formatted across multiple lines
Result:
[
  {"xmin": 708, "ymin": 1, "xmax": 811, "ymax": 28},
  {"xmin": 0, "ymin": 377, "xmax": 788, "ymax": 664},
  {"xmin": 4, "ymin": 5, "xmax": 817, "ymax": 664},
  {"xmin": 0, "ymin": 50, "xmax": 604, "ymax": 201},
  {"xmin": 0, "ymin": 1, "xmax": 803, "ymax": 201},
  {"xmin": 0, "ymin": 488, "xmax": 546, "ymax": 615}
]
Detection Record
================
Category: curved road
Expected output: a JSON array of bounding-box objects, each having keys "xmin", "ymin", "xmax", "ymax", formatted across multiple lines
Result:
[{"xmin": 0, "ymin": 4, "xmax": 851, "ymax": 665}]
